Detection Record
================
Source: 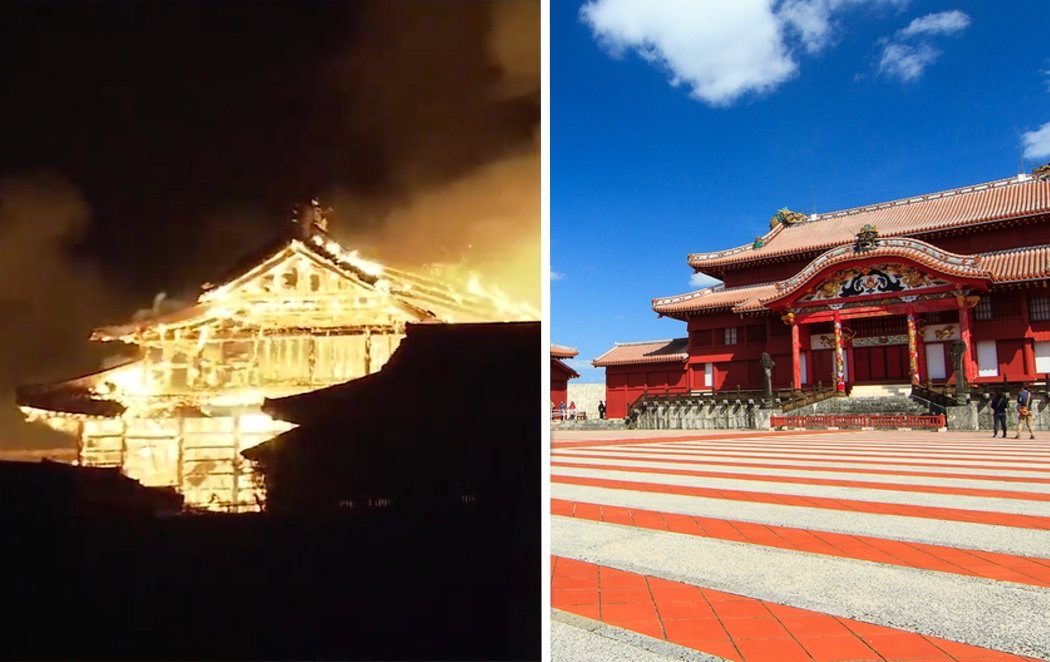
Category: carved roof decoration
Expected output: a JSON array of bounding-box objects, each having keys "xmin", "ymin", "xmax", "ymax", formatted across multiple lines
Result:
[{"xmin": 687, "ymin": 175, "xmax": 1050, "ymax": 272}]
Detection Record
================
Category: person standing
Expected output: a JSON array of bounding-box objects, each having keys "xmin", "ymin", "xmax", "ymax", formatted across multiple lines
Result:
[
  {"xmin": 1015, "ymin": 384, "xmax": 1035, "ymax": 440},
  {"xmin": 568, "ymin": 401, "xmax": 577, "ymax": 420},
  {"xmin": 598, "ymin": 401, "xmax": 606, "ymax": 420},
  {"xmin": 990, "ymin": 390, "xmax": 1008, "ymax": 438}
]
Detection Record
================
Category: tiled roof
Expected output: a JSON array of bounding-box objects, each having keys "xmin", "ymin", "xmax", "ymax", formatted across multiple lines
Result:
[
  {"xmin": 688, "ymin": 176, "xmax": 1050, "ymax": 271},
  {"xmin": 593, "ymin": 338, "xmax": 689, "ymax": 367},
  {"xmin": 981, "ymin": 244, "xmax": 1050, "ymax": 282},
  {"xmin": 551, "ymin": 344, "xmax": 579, "ymax": 358},
  {"xmin": 652, "ymin": 282, "xmax": 777, "ymax": 316}
]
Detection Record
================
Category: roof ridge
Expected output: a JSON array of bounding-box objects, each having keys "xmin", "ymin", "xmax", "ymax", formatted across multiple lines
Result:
[
  {"xmin": 810, "ymin": 174, "xmax": 1034, "ymax": 223},
  {"xmin": 614, "ymin": 337, "xmax": 687, "ymax": 347}
]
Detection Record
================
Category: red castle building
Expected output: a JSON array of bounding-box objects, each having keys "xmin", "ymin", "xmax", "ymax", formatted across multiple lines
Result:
[
  {"xmin": 550, "ymin": 344, "xmax": 579, "ymax": 412},
  {"xmin": 596, "ymin": 172, "xmax": 1050, "ymax": 419}
]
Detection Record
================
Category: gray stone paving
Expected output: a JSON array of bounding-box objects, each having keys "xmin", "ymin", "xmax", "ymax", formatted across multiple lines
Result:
[
  {"xmin": 557, "ymin": 447, "xmax": 1050, "ymax": 478},
  {"xmin": 551, "ymin": 611, "xmax": 725, "ymax": 662},
  {"xmin": 553, "ymin": 465, "xmax": 1050, "ymax": 516},
  {"xmin": 552, "ymin": 482, "xmax": 1050, "ymax": 558},
  {"xmin": 554, "ymin": 454, "xmax": 1050, "ymax": 492}
]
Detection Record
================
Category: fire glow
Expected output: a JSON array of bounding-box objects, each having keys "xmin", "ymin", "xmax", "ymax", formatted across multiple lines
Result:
[{"xmin": 19, "ymin": 209, "xmax": 537, "ymax": 512}]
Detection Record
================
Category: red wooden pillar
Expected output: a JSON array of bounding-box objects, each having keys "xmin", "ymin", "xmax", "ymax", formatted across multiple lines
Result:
[
  {"xmin": 906, "ymin": 307, "xmax": 920, "ymax": 384},
  {"xmin": 791, "ymin": 319, "xmax": 801, "ymax": 389},
  {"xmin": 833, "ymin": 311, "xmax": 846, "ymax": 393},
  {"xmin": 1021, "ymin": 291, "xmax": 1035, "ymax": 377},
  {"xmin": 958, "ymin": 296, "xmax": 976, "ymax": 382}
]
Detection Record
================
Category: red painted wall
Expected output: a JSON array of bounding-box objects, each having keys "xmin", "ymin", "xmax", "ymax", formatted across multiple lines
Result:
[
  {"xmin": 603, "ymin": 361, "xmax": 689, "ymax": 419},
  {"xmin": 551, "ymin": 359, "xmax": 575, "ymax": 408}
]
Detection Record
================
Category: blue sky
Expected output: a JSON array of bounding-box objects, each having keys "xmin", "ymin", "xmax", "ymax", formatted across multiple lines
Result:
[{"xmin": 552, "ymin": 0, "xmax": 1050, "ymax": 382}]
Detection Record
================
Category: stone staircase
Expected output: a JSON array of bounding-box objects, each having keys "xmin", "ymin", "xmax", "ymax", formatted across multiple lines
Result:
[{"xmin": 795, "ymin": 385, "xmax": 936, "ymax": 417}]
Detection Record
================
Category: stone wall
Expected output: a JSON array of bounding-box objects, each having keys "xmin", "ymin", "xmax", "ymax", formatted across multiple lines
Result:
[
  {"xmin": 963, "ymin": 394, "xmax": 1049, "ymax": 433},
  {"xmin": 567, "ymin": 382, "xmax": 605, "ymax": 420},
  {"xmin": 631, "ymin": 397, "xmax": 762, "ymax": 430}
]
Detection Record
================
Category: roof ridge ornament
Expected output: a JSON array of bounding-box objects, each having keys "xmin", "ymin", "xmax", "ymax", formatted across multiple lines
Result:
[
  {"xmin": 770, "ymin": 207, "xmax": 807, "ymax": 230},
  {"xmin": 853, "ymin": 224, "xmax": 880, "ymax": 253},
  {"xmin": 1034, "ymin": 163, "xmax": 1050, "ymax": 181},
  {"xmin": 292, "ymin": 197, "xmax": 332, "ymax": 239}
]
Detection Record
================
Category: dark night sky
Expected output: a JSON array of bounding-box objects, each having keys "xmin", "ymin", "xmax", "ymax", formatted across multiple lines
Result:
[
  {"xmin": 0, "ymin": 0, "xmax": 538, "ymax": 296},
  {"xmin": 0, "ymin": 0, "xmax": 539, "ymax": 447}
]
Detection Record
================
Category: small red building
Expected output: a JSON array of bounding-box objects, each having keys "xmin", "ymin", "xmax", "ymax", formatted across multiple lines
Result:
[
  {"xmin": 597, "ymin": 173, "xmax": 1050, "ymax": 418},
  {"xmin": 550, "ymin": 344, "xmax": 579, "ymax": 411}
]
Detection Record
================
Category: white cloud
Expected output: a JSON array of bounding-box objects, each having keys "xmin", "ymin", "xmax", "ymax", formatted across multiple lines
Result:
[
  {"xmin": 580, "ymin": 0, "xmax": 798, "ymax": 106},
  {"xmin": 778, "ymin": 0, "xmax": 908, "ymax": 54},
  {"xmin": 689, "ymin": 272, "xmax": 723, "ymax": 289},
  {"xmin": 897, "ymin": 10, "xmax": 970, "ymax": 38},
  {"xmin": 550, "ymin": 271, "xmax": 565, "ymax": 281},
  {"xmin": 581, "ymin": 0, "xmax": 910, "ymax": 106},
  {"xmin": 876, "ymin": 9, "xmax": 969, "ymax": 82},
  {"xmin": 878, "ymin": 42, "xmax": 940, "ymax": 82},
  {"xmin": 1022, "ymin": 122, "xmax": 1050, "ymax": 161}
]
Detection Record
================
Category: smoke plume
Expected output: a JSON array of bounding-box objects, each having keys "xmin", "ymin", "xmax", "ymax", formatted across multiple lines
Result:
[
  {"xmin": 0, "ymin": 174, "xmax": 122, "ymax": 448},
  {"xmin": 327, "ymin": 0, "xmax": 540, "ymax": 308}
]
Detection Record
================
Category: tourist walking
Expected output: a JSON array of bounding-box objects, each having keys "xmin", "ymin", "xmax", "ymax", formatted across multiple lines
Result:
[
  {"xmin": 559, "ymin": 401, "xmax": 567, "ymax": 420},
  {"xmin": 1015, "ymin": 384, "xmax": 1035, "ymax": 440},
  {"xmin": 598, "ymin": 401, "xmax": 606, "ymax": 419},
  {"xmin": 568, "ymin": 401, "xmax": 577, "ymax": 420},
  {"xmin": 990, "ymin": 390, "xmax": 1008, "ymax": 438}
]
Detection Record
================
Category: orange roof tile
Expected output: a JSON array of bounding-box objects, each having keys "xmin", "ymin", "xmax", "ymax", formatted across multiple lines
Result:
[
  {"xmin": 593, "ymin": 338, "xmax": 689, "ymax": 367},
  {"xmin": 551, "ymin": 343, "xmax": 579, "ymax": 358},
  {"xmin": 652, "ymin": 282, "xmax": 777, "ymax": 317},
  {"xmin": 981, "ymin": 244, "xmax": 1050, "ymax": 282},
  {"xmin": 689, "ymin": 176, "xmax": 1050, "ymax": 271}
]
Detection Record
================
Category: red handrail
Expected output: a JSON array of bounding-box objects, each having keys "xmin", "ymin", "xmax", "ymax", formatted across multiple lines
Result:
[{"xmin": 769, "ymin": 414, "xmax": 945, "ymax": 429}]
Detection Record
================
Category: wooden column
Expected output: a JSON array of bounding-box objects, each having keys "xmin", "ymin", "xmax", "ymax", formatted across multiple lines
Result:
[
  {"xmin": 833, "ymin": 311, "xmax": 846, "ymax": 393},
  {"xmin": 1021, "ymin": 291, "xmax": 1036, "ymax": 378},
  {"xmin": 906, "ymin": 307, "xmax": 920, "ymax": 384},
  {"xmin": 958, "ymin": 295, "xmax": 977, "ymax": 383},
  {"xmin": 791, "ymin": 321, "xmax": 801, "ymax": 390}
]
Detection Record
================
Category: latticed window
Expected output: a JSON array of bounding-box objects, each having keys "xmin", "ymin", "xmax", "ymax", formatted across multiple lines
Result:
[
  {"xmin": 974, "ymin": 297, "xmax": 992, "ymax": 321},
  {"xmin": 724, "ymin": 327, "xmax": 738, "ymax": 345},
  {"xmin": 1029, "ymin": 296, "xmax": 1050, "ymax": 321}
]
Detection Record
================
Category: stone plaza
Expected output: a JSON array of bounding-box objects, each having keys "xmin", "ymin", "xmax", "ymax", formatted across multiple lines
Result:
[{"xmin": 551, "ymin": 428, "xmax": 1050, "ymax": 661}]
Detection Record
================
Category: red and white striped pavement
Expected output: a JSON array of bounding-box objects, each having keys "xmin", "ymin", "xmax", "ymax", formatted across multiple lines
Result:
[{"xmin": 550, "ymin": 430, "xmax": 1050, "ymax": 661}]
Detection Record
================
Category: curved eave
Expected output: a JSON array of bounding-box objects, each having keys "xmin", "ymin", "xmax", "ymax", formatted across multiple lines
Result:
[
  {"xmin": 18, "ymin": 397, "xmax": 126, "ymax": 419},
  {"xmin": 758, "ymin": 239, "xmax": 992, "ymax": 309},
  {"xmin": 592, "ymin": 355, "xmax": 689, "ymax": 367}
]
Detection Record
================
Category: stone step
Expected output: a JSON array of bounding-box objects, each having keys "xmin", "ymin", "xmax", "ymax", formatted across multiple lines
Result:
[{"xmin": 849, "ymin": 384, "xmax": 913, "ymax": 398}]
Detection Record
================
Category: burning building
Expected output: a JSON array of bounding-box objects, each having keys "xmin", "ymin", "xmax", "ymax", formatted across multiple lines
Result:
[{"xmin": 16, "ymin": 201, "xmax": 536, "ymax": 511}]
